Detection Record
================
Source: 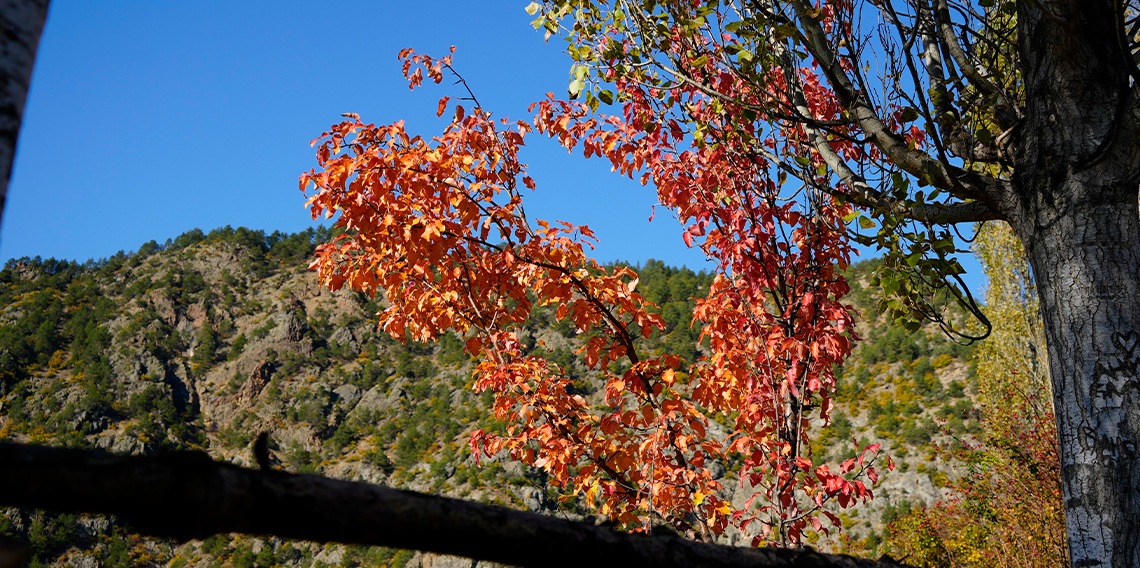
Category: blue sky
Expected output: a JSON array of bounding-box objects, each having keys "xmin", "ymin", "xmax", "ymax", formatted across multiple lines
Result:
[
  {"xmin": 4, "ymin": 1, "xmax": 982, "ymax": 291},
  {"xmin": 5, "ymin": 1, "xmax": 710, "ymax": 271}
]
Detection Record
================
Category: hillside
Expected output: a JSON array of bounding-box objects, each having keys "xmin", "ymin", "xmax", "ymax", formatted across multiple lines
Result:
[{"xmin": 0, "ymin": 226, "xmax": 981, "ymax": 567}]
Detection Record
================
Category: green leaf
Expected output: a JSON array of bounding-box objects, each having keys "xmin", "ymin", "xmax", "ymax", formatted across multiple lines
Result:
[
  {"xmin": 569, "ymin": 79, "xmax": 585, "ymax": 98},
  {"xmin": 899, "ymin": 107, "xmax": 919, "ymax": 122},
  {"xmin": 586, "ymin": 91, "xmax": 600, "ymax": 112},
  {"xmin": 859, "ymin": 217, "xmax": 877, "ymax": 229},
  {"xmin": 598, "ymin": 90, "xmax": 615, "ymax": 105},
  {"xmin": 891, "ymin": 172, "xmax": 909, "ymax": 191}
]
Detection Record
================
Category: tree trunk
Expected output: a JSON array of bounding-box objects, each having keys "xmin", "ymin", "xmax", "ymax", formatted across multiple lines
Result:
[
  {"xmin": 1019, "ymin": 198, "xmax": 1140, "ymax": 567},
  {"xmin": 0, "ymin": 0, "xmax": 50, "ymax": 225},
  {"xmin": 1012, "ymin": 2, "xmax": 1140, "ymax": 565}
]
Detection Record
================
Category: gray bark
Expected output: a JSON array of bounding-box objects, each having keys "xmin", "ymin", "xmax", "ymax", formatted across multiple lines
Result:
[
  {"xmin": 0, "ymin": 442, "xmax": 911, "ymax": 568},
  {"xmin": 1010, "ymin": 1, "xmax": 1140, "ymax": 565},
  {"xmin": 0, "ymin": 0, "xmax": 49, "ymax": 225},
  {"xmin": 1018, "ymin": 197, "xmax": 1140, "ymax": 567}
]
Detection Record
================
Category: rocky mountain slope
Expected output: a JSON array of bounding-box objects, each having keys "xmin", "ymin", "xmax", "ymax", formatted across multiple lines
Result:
[{"xmin": 0, "ymin": 226, "xmax": 979, "ymax": 567}]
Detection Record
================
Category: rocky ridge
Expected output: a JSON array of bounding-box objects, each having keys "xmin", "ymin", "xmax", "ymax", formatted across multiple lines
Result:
[{"xmin": 0, "ymin": 226, "xmax": 980, "ymax": 567}]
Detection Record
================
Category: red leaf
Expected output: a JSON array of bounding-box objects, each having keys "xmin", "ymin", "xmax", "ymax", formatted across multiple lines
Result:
[{"xmin": 465, "ymin": 336, "xmax": 483, "ymax": 355}]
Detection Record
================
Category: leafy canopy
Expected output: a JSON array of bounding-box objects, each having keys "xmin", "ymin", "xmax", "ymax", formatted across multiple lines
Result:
[{"xmin": 301, "ymin": 42, "xmax": 886, "ymax": 546}]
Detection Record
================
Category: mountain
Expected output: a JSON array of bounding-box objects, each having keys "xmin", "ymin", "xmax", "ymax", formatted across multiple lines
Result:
[{"xmin": 0, "ymin": 226, "xmax": 979, "ymax": 567}]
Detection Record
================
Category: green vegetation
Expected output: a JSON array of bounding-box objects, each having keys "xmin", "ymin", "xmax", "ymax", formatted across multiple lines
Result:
[{"xmin": 0, "ymin": 228, "xmax": 985, "ymax": 565}]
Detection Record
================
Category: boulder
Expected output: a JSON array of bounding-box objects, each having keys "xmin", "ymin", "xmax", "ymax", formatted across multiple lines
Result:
[
  {"xmin": 333, "ymin": 384, "xmax": 361, "ymax": 407},
  {"xmin": 237, "ymin": 360, "xmax": 275, "ymax": 403}
]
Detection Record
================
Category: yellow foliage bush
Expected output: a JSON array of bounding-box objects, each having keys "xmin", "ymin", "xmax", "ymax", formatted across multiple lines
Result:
[
  {"xmin": 885, "ymin": 222, "xmax": 1066, "ymax": 567},
  {"xmin": 886, "ymin": 393, "xmax": 1066, "ymax": 567},
  {"xmin": 930, "ymin": 353, "xmax": 954, "ymax": 369}
]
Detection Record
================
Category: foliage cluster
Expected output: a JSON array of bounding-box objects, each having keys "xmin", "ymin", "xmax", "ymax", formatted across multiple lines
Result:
[
  {"xmin": 884, "ymin": 222, "xmax": 1066, "ymax": 566},
  {"xmin": 301, "ymin": 46, "xmax": 899, "ymax": 546}
]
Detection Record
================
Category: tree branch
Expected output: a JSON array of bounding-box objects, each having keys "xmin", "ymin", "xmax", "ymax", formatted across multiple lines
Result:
[
  {"xmin": 0, "ymin": 0, "xmax": 51, "ymax": 225},
  {"xmin": 932, "ymin": 0, "xmax": 1011, "ymax": 120},
  {"xmin": 0, "ymin": 443, "xmax": 912, "ymax": 568},
  {"xmin": 766, "ymin": 27, "xmax": 1002, "ymax": 225},
  {"xmin": 772, "ymin": 0, "xmax": 1009, "ymax": 209}
]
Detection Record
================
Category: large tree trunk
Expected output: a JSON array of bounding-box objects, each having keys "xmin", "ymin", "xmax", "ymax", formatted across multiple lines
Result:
[
  {"xmin": 0, "ymin": 0, "xmax": 50, "ymax": 225},
  {"xmin": 1019, "ymin": 199, "xmax": 1140, "ymax": 567},
  {"xmin": 1013, "ymin": 2, "xmax": 1140, "ymax": 565}
]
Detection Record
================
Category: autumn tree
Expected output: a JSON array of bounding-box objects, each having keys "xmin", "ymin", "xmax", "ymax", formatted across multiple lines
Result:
[
  {"xmin": 0, "ymin": 2, "xmax": 902, "ymax": 566},
  {"xmin": 970, "ymin": 222, "xmax": 1049, "ymax": 414},
  {"xmin": 303, "ymin": 46, "xmax": 884, "ymax": 547},
  {"xmin": 303, "ymin": 1, "xmax": 1140, "ymax": 564},
  {"xmin": 493, "ymin": 1, "xmax": 1140, "ymax": 566}
]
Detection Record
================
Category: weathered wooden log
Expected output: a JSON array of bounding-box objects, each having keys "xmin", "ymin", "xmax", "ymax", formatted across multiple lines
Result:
[{"xmin": 0, "ymin": 442, "xmax": 909, "ymax": 568}]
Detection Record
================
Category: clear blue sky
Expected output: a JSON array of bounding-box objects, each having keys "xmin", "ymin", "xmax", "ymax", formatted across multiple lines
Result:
[
  {"xmin": 5, "ymin": 0, "xmax": 710, "ymax": 271},
  {"xmin": 4, "ymin": 0, "xmax": 982, "ymax": 291}
]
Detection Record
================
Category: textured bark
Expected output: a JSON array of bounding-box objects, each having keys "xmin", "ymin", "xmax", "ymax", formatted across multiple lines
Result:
[
  {"xmin": 0, "ymin": 0, "xmax": 50, "ymax": 224},
  {"xmin": 1019, "ymin": 201, "xmax": 1140, "ymax": 567},
  {"xmin": 0, "ymin": 443, "xmax": 910, "ymax": 568},
  {"xmin": 1010, "ymin": 1, "xmax": 1140, "ymax": 565}
]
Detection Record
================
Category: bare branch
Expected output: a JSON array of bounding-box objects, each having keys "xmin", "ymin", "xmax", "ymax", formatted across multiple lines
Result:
[
  {"xmin": 932, "ymin": 0, "xmax": 1016, "ymax": 128},
  {"xmin": 768, "ymin": 25, "xmax": 1002, "ymax": 225},
  {"xmin": 773, "ymin": 0, "xmax": 1009, "ymax": 208}
]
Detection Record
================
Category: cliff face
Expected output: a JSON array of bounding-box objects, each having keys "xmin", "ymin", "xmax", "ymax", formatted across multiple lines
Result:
[{"xmin": 0, "ymin": 226, "xmax": 980, "ymax": 566}]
